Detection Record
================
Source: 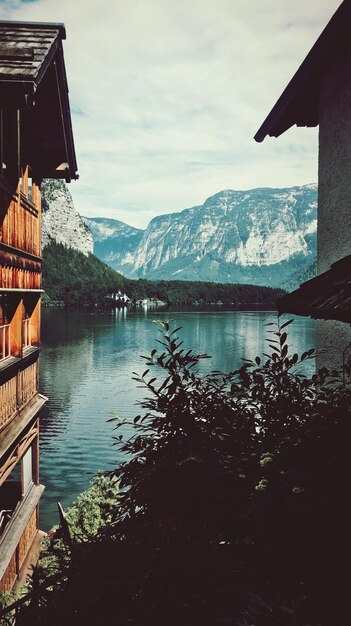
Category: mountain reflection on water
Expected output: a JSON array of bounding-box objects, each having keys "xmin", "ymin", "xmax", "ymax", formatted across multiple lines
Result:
[{"xmin": 39, "ymin": 307, "xmax": 316, "ymax": 530}]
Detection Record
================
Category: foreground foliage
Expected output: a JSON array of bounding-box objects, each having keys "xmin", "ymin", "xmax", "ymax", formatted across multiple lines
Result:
[
  {"xmin": 37, "ymin": 476, "xmax": 119, "ymax": 578},
  {"xmin": 9, "ymin": 320, "xmax": 350, "ymax": 626},
  {"xmin": 0, "ymin": 477, "xmax": 118, "ymax": 624}
]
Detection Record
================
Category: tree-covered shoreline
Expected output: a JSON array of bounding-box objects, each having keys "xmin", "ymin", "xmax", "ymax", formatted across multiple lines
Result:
[{"xmin": 43, "ymin": 241, "xmax": 285, "ymax": 307}]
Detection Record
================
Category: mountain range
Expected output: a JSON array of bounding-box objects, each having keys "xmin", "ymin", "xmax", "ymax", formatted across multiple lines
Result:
[
  {"xmin": 82, "ymin": 185, "xmax": 317, "ymax": 289},
  {"xmin": 41, "ymin": 180, "xmax": 317, "ymax": 290}
]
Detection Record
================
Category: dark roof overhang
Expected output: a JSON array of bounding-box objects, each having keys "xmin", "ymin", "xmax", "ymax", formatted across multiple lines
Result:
[
  {"xmin": 0, "ymin": 80, "xmax": 36, "ymax": 109},
  {"xmin": 0, "ymin": 20, "xmax": 78, "ymax": 181},
  {"xmin": 254, "ymin": 0, "xmax": 351, "ymax": 143},
  {"xmin": 30, "ymin": 47, "xmax": 78, "ymax": 182},
  {"xmin": 277, "ymin": 254, "xmax": 351, "ymax": 323}
]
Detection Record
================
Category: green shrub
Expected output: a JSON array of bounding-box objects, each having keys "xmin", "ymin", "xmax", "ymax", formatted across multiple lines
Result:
[
  {"xmin": 65, "ymin": 475, "xmax": 119, "ymax": 539},
  {"xmin": 13, "ymin": 320, "xmax": 350, "ymax": 626},
  {"xmin": 37, "ymin": 475, "xmax": 119, "ymax": 581}
]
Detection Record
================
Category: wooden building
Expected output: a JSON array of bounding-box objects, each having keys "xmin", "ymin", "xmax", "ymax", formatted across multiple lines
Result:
[
  {"xmin": 255, "ymin": 0, "xmax": 351, "ymax": 370},
  {"xmin": 0, "ymin": 21, "xmax": 77, "ymax": 593}
]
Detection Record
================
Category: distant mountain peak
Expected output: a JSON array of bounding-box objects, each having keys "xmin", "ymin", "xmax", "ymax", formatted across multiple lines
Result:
[
  {"xmin": 82, "ymin": 216, "xmax": 142, "ymax": 243},
  {"xmin": 82, "ymin": 216, "xmax": 144, "ymax": 266},
  {"xmin": 86, "ymin": 185, "xmax": 317, "ymax": 289}
]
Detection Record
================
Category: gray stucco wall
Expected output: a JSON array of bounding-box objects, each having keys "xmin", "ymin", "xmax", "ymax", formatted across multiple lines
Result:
[
  {"xmin": 316, "ymin": 319, "xmax": 351, "ymax": 373},
  {"xmin": 317, "ymin": 52, "xmax": 351, "ymax": 370}
]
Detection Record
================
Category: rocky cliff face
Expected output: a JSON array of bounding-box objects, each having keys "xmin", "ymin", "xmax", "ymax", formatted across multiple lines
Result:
[
  {"xmin": 85, "ymin": 185, "xmax": 317, "ymax": 289},
  {"xmin": 41, "ymin": 179, "xmax": 93, "ymax": 255}
]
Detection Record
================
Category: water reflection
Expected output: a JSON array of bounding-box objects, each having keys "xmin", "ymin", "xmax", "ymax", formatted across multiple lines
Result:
[{"xmin": 39, "ymin": 308, "xmax": 316, "ymax": 530}]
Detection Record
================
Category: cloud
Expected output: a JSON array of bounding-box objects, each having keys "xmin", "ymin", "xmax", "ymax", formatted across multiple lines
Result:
[{"xmin": 1, "ymin": 0, "xmax": 341, "ymax": 227}]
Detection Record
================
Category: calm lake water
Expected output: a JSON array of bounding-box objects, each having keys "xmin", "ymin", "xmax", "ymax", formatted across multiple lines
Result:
[{"xmin": 39, "ymin": 306, "xmax": 316, "ymax": 530}]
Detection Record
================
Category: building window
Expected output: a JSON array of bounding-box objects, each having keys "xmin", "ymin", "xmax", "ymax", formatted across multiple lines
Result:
[
  {"xmin": 0, "ymin": 446, "xmax": 35, "ymax": 538},
  {"xmin": 28, "ymin": 170, "xmax": 33, "ymax": 202},
  {"xmin": 0, "ymin": 462, "xmax": 21, "ymax": 538},
  {"xmin": 19, "ymin": 166, "xmax": 35, "ymax": 204},
  {"xmin": 22, "ymin": 448, "xmax": 33, "ymax": 496}
]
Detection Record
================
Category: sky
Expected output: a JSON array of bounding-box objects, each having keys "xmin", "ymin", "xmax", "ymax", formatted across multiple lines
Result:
[{"xmin": 0, "ymin": 0, "xmax": 342, "ymax": 228}]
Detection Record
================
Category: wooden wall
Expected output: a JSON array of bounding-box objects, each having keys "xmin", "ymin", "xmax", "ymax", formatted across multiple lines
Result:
[
  {"xmin": 0, "ymin": 508, "xmax": 38, "ymax": 595},
  {"xmin": 0, "ymin": 175, "xmax": 41, "ymax": 257},
  {"xmin": 0, "ymin": 112, "xmax": 44, "ymax": 596}
]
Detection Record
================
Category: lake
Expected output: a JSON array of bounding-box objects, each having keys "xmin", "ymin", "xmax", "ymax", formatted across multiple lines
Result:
[{"xmin": 39, "ymin": 306, "xmax": 316, "ymax": 530}]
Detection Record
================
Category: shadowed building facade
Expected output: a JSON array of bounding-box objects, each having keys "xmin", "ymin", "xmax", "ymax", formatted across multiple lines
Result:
[
  {"xmin": 0, "ymin": 21, "xmax": 77, "ymax": 593},
  {"xmin": 255, "ymin": 0, "xmax": 351, "ymax": 371}
]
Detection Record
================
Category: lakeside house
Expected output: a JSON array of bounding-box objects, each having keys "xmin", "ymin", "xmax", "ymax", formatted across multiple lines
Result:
[
  {"xmin": 255, "ymin": 0, "xmax": 351, "ymax": 372},
  {"xmin": 0, "ymin": 21, "xmax": 77, "ymax": 593},
  {"xmin": 107, "ymin": 290, "xmax": 131, "ymax": 306}
]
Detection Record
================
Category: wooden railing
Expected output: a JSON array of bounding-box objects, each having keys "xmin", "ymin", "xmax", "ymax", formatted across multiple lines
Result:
[
  {"xmin": 0, "ymin": 361, "xmax": 38, "ymax": 430},
  {"xmin": 18, "ymin": 362, "xmax": 37, "ymax": 408},
  {"xmin": 0, "ymin": 178, "xmax": 40, "ymax": 257},
  {"xmin": 22, "ymin": 318, "xmax": 31, "ymax": 349},
  {"xmin": 0, "ymin": 376, "xmax": 17, "ymax": 428},
  {"xmin": 0, "ymin": 323, "xmax": 10, "ymax": 361}
]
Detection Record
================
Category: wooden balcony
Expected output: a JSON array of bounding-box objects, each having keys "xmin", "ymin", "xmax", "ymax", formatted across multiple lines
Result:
[
  {"xmin": 0, "ymin": 361, "xmax": 38, "ymax": 431},
  {"xmin": 0, "ymin": 177, "xmax": 40, "ymax": 258}
]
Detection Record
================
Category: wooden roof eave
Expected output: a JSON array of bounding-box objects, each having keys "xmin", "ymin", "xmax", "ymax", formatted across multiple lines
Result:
[
  {"xmin": 35, "ymin": 36, "xmax": 60, "ymax": 90},
  {"xmin": 254, "ymin": 0, "xmax": 351, "ymax": 143},
  {"xmin": 0, "ymin": 20, "xmax": 65, "ymax": 38},
  {"xmin": 0, "ymin": 29, "xmax": 61, "ymax": 109},
  {"xmin": 0, "ymin": 37, "xmax": 60, "ymax": 89},
  {"xmin": 0, "ymin": 22, "xmax": 78, "ymax": 179},
  {"xmin": 54, "ymin": 47, "xmax": 78, "ymax": 180},
  {"xmin": 32, "ymin": 47, "xmax": 78, "ymax": 181}
]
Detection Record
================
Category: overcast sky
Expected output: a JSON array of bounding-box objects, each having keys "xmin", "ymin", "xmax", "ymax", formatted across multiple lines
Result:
[{"xmin": 0, "ymin": 0, "xmax": 342, "ymax": 228}]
